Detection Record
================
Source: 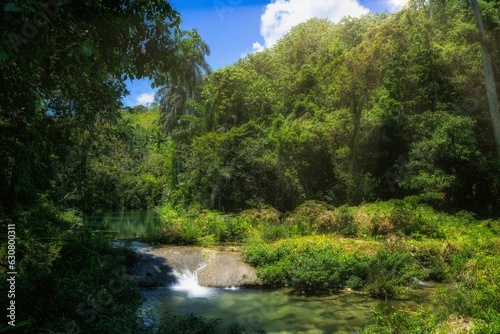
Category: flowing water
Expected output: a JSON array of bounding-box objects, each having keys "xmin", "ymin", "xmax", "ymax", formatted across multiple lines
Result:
[
  {"xmin": 139, "ymin": 277, "xmax": 436, "ymax": 333},
  {"xmin": 86, "ymin": 211, "xmax": 436, "ymax": 333}
]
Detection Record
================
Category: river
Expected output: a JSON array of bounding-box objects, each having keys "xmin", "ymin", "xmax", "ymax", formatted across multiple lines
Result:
[
  {"xmin": 85, "ymin": 210, "xmax": 436, "ymax": 333},
  {"xmin": 139, "ymin": 284, "xmax": 435, "ymax": 333}
]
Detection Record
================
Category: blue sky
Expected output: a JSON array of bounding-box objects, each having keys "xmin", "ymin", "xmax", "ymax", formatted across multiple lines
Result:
[{"xmin": 123, "ymin": 0, "xmax": 408, "ymax": 107}]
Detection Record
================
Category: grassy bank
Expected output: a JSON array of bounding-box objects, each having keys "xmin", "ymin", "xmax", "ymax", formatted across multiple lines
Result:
[{"xmin": 145, "ymin": 198, "xmax": 500, "ymax": 332}]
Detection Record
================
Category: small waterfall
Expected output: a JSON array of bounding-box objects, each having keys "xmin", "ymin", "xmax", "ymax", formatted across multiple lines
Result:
[
  {"xmin": 133, "ymin": 246, "xmax": 259, "ymax": 294},
  {"xmin": 170, "ymin": 264, "xmax": 216, "ymax": 298}
]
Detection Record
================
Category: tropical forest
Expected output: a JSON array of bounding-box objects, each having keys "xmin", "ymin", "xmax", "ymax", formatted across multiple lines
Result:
[{"xmin": 1, "ymin": 0, "xmax": 500, "ymax": 333}]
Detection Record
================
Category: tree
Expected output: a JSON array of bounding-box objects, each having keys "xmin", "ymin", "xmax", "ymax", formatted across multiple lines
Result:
[
  {"xmin": 0, "ymin": 0, "xmax": 181, "ymax": 212},
  {"xmin": 471, "ymin": 0, "xmax": 500, "ymax": 158},
  {"xmin": 157, "ymin": 29, "xmax": 211, "ymax": 131},
  {"xmin": 158, "ymin": 84, "xmax": 188, "ymax": 133},
  {"xmin": 177, "ymin": 29, "xmax": 212, "ymax": 101}
]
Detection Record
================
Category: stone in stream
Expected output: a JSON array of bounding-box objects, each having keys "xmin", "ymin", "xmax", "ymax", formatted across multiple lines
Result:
[
  {"xmin": 133, "ymin": 246, "xmax": 261, "ymax": 288},
  {"xmin": 197, "ymin": 251, "xmax": 260, "ymax": 287}
]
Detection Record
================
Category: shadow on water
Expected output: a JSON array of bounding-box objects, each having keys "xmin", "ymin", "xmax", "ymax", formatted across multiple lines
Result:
[{"xmin": 131, "ymin": 246, "xmax": 179, "ymax": 288}]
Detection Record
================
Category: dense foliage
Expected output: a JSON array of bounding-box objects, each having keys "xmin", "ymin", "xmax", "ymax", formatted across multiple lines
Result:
[
  {"xmin": 4, "ymin": 0, "xmax": 497, "ymax": 216},
  {"xmin": 147, "ymin": 0, "xmax": 500, "ymax": 216},
  {"xmin": 0, "ymin": 0, "xmax": 180, "ymax": 214},
  {"xmin": 2, "ymin": 0, "xmax": 500, "ymax": 332},
  {"xmin": 65, "ymin": 1, "xmax": 500, "ymax": 216}
]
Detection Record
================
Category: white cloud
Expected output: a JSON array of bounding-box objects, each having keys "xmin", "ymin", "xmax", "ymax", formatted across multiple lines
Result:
[
  {"xmin": 137, "ymin": 92, "xmax": 155, "ymax": 105},
  {"xmin": 256, "ymin": 0, "xmax": 370, "ymax": 49},
  {"xmin": 252, "ymin": 42, "xmax": 265, "ymax": 53},
  {"xmin": 388, "ymin": 0, "xmax": 409, "ymax": 11}
]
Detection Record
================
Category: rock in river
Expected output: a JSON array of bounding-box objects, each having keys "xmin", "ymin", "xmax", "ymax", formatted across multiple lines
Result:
[{"xmin": 133, "ymin": 246, "xmax": 261, "ymax": 288}]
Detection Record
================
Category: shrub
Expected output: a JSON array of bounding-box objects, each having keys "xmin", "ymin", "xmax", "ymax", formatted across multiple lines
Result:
[
  {"xmin": 284, "ymin": 200, "xmax": 333, "ymax": 235},
  {"xmin": 260, "ymin": 223, "xmax": 298, "ymax": 241},
  {"xmin": 413, "ymin": 246, "xmax": 448, "ymax": 282},
  {"xmin": 331, "ymin": 205, "xmax": 358, "ymax": 237},
  {"xmin": 281, "ymin": 201, "xmax": 358, "ymax": 237},
  {"xmin": 437, "ymin": 257, "xmax": 500, "ymax": 325},
  {"xmin": 354, "ymin": 200, "xmax": 445, "ymax": 239},
  {"xmin": 240, "ymin": 207, "xmax": 282, "ymax": 227},
  {"xmin": 244, "ymin": 236, "xmax": 423, "ymax": 297},
  {"xmin": 365, "ymin": 249, "xmax": 422, "ymax": 299},
  {"xmin": 147, "ymin": 206, "xmax": 252, "ymax": 245}
]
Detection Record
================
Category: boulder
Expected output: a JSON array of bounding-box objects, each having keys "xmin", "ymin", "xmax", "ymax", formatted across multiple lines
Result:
[
  {"xmin": 198, "ymin": 252, "xmax": 261, "ymax": 287},
  {"xmin": 133, "ymin": 246, "xmax": 261, "ymax": 288}
]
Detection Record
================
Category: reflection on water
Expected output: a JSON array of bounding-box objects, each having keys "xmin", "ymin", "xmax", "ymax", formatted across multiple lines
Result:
[
  {"xmin": 84, "ymin": 210, "xmax": 158, "ymax": 239},
  {"xmin": 140, "ymin": 285, "xmax": 436, "ymax": 334}
]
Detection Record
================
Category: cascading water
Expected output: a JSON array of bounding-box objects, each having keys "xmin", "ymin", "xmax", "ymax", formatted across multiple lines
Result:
[
  {"xmin": 170, "ymin": 264, "xmax": 217, "ymax": 298},
  {"xmin": 93, "ymin": 212, "xmax": 440, "ymax": 331}
]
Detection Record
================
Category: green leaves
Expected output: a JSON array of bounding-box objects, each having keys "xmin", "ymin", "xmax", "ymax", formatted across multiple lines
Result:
[
  {"xmin": 0, "ymin": 51, "xmax": 8, "ymax": 62},
  {"xmin": 0, "ymin": 0, "xmax": 181, "ymax": 211},
  {"xmin": 245, "ymin": 236, "xmax": 422, "ymax": 296},
  {"xmin": 398, "ymin": 111, "xmax": 480, "ymax": 195}
]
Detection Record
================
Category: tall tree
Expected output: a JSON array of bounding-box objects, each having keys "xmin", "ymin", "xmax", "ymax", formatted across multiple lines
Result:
[
  {"xmin": 471, "ymin": 0, "xmax": 500, "ymax": 158},
  {"xmin": 157, "ymin": 29, "xmax": 211, "ymax": 131},
  {"xmin": 179, "ymin": 29, "xmax": 212, "ymax": 101}
]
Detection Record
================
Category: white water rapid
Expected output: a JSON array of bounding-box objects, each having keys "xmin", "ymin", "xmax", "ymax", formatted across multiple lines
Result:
[{"xmin": 170, "ymin": 264, "xmax": 217, "ymax": 298}]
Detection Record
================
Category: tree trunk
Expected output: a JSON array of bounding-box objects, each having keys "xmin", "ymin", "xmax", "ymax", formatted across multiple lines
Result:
[
  {"xmin": 429, "ymin": 0, "xmax": 433, "ymax": 19},
  {"xmin": 471, "ymin": 0, "xmax": 500, "ymax": 158}
]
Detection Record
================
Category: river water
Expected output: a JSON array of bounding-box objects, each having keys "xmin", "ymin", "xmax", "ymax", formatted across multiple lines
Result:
[
  {"xmin": 138, "ymin": 276, "xmax": 435, "ymax": 333},
  {"xmin": 83, "ymin": 209, "xmax": 158, "ymax": 239},
  {"xmin": 85, "ymin": 210, "xmax": 436, "ymax": 333}
]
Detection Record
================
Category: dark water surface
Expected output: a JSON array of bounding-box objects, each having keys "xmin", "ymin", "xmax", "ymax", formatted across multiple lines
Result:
[{"xmin": 83, "ymin": 209, "xmax": 158, "ymax": 239}]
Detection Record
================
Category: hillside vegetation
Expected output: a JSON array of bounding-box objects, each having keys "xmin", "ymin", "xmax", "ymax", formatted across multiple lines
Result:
[{"xmin": 75, "ymin": 1, "xmax": 500, "ymax": 217}]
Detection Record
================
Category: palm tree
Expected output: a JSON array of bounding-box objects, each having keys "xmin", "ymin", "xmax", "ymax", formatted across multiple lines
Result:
[
  {"xmin": 177, "ymin": 29, "xmax": 211, "ymax": 101},
  {"xmin": 148, "ymin": 128, "xmax": 168, "ymax": 150},
  {"xmin": 156, "ymin": 29, "xmax": 211, "ymax": 133},
  {"xmin": 156, "ymin": 29, "xmax": 211, "ymax": 180},
  {"xmin": 157, "ymin": 84, "xmax": 187, "ymax": 133}
]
